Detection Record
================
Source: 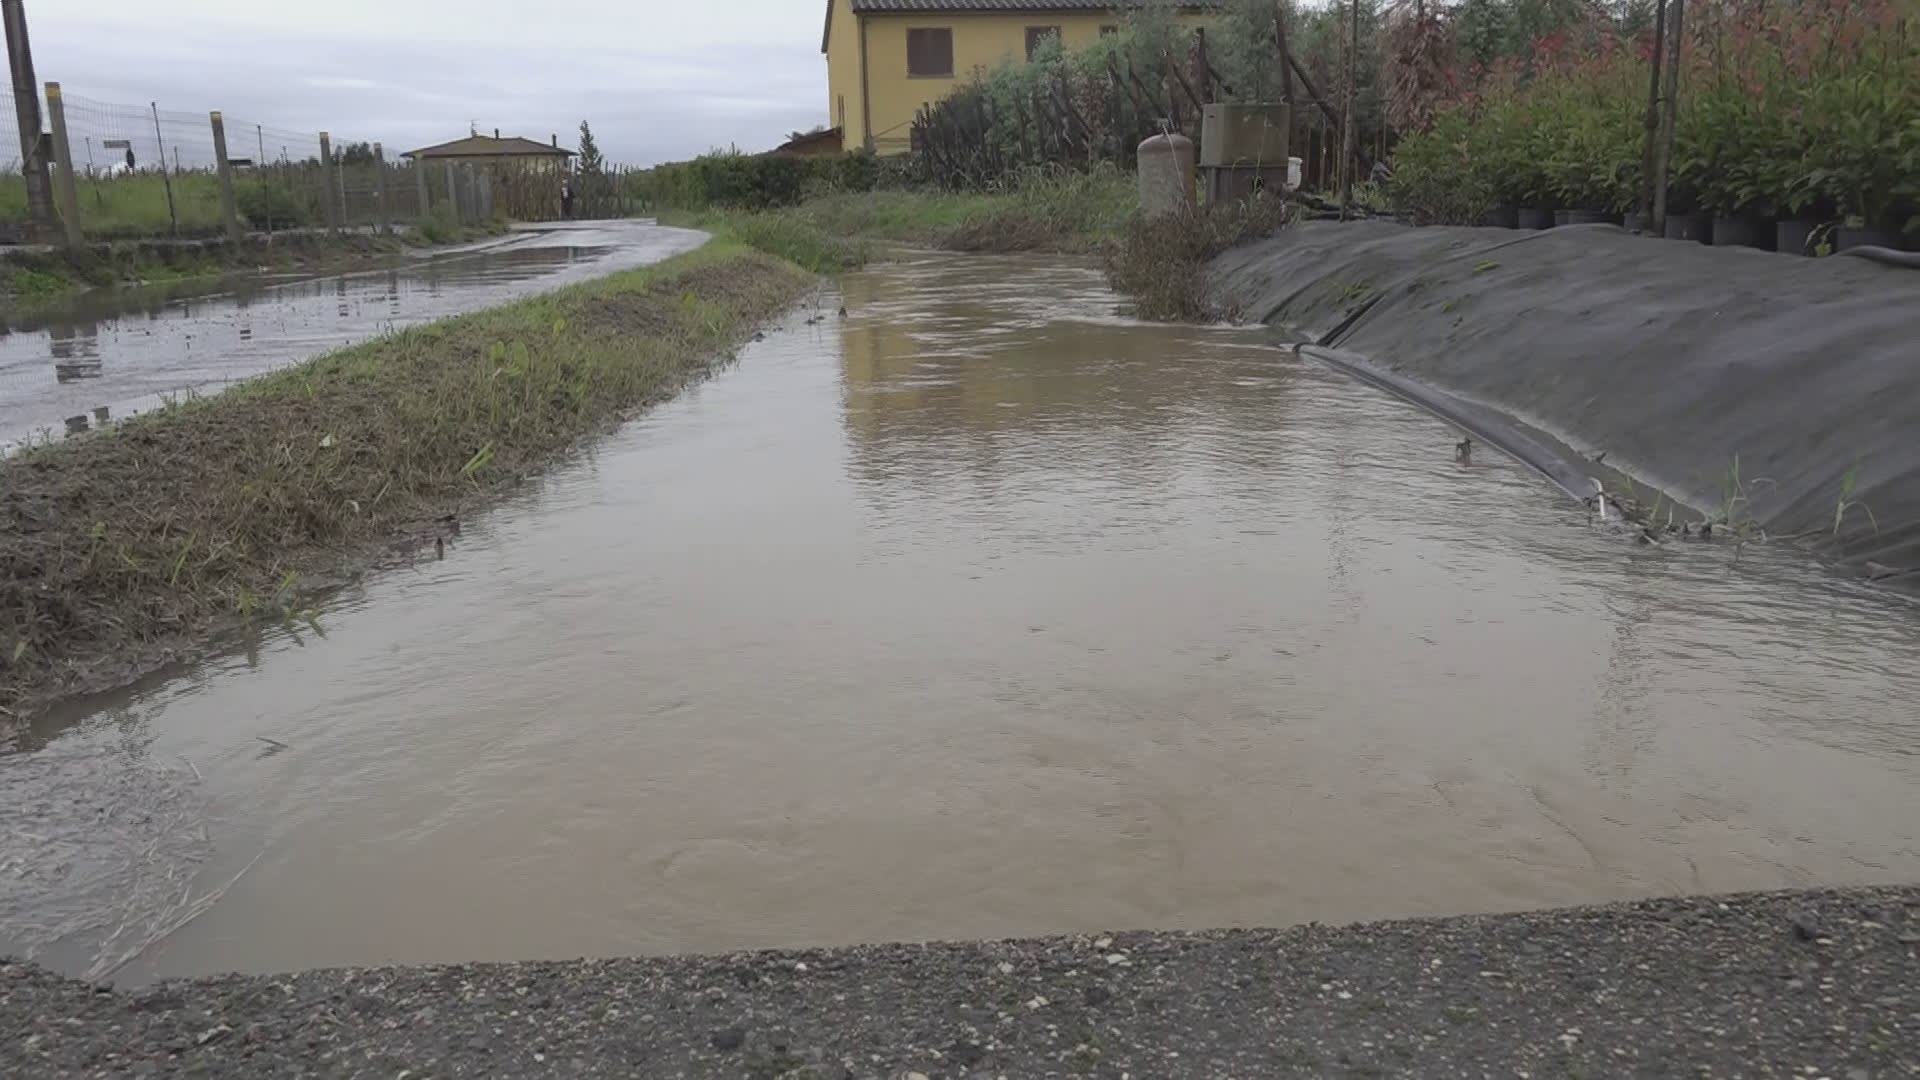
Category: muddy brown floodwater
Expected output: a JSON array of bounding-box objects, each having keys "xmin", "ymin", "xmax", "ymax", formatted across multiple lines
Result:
[
  {"xmin": 0, "ymin": 221, "xmax": 707, "ymax": 452},
  {"xmin": 3, "ymin": 252, "xmax": 1918, "ymax": 985}
]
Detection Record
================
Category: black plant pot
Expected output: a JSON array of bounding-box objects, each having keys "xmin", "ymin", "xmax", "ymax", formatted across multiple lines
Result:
[
  {"xmin": 1776, "ymin": 219, "xmax": 1820, "ymax": 256},
  {"xmin": 1711, "ymin": 216, "xmax": 1769, "ymax": 250},
  {"xmin": 1835, "ymin": 224, "xmax": 1901, "ymax": 252},
  {"xmin": 1517, "ymin": 206, "xmax": 1555, "ymax": 229},
  {"xmin": 1479, "ymin": 206, "xmax": 1519, "ymax": 228},
  {"xmin": 1556, "ymin": 209, "xmax": 1617, "ymax": 226},
  {"xmin": 1622, "ymin": 211, "xmax": 1652, "ymax": 234},
  {"xmin": 1664, "ymin": 213, "xmax": 1711, "ymax": 243}
]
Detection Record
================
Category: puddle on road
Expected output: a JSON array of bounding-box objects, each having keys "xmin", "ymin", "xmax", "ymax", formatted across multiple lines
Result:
[
  {"xmin": 4, "ymin": 251, "xmax": 1918, "ymax": 983},
  {"xmin": 0, "ymin": 221, "xmax": 707, "ymax": 452}
]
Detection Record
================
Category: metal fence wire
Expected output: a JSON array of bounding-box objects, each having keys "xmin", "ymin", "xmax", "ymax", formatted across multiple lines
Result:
[{"xmin": 4, "ymin": 84, "xmax": 590, "ymax": 244}]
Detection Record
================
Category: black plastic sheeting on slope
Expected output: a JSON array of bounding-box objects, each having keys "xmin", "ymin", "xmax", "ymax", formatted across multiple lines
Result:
[{"xmin": 1209, "ymin": 220, "xmax": 1920, "ymax": 586}]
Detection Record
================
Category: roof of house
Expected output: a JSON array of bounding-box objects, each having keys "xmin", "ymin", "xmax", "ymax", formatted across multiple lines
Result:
[
  {"xmin": 824, "ymin": 0, "xmax": 1221, "ymax": 52},
  {"xmin": 767, "ymin": 126, "xmax": 846, "ymax": 156},
  {"xmin": 401, "ymin": 135, "xmax": 575, "ymax": 160}
]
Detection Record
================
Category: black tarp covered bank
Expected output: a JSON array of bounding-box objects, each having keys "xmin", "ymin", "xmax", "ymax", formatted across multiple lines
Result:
[{"xmin": 1210, "ymin": 220, "xmax": 1920, "ymax": 584}]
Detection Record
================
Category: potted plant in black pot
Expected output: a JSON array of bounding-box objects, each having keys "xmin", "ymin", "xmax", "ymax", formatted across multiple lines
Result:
[{"xmin": 1801, "ymin": 30, "xmax": 1910, "ymax": 252}]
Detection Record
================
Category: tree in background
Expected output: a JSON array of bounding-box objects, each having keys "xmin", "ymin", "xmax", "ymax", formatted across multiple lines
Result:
[{"xmin": 576, "ymin": 121, "xmax": 608, "ymax": 218}]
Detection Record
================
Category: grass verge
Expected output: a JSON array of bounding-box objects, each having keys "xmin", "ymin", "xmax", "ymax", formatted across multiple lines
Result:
[
  {"xmin": 667, "ymin": 165, "xmax": 1139, "ymax": 273},
  {"xmin": 0, "ymin": 241, "xmax": 812, "ymax": 725}
]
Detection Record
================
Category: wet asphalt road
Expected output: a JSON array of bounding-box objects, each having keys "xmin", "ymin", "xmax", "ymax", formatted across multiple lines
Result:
[{"xmin": 5, "ymin": 886, "xmax": 1915, "ymax": 1077}]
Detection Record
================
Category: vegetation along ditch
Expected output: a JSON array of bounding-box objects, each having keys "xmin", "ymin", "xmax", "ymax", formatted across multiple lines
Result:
[{"xmin": 0, "ymin": 242, "xmax": 811, "ymax": 731}]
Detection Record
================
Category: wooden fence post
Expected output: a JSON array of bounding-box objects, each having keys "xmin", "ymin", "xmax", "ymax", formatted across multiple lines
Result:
[
  {"xmin": 414, "ymin": 158, "xmax": 429, "ymax": 220},
  {"xmin": 444, "ymin": 162, "xmax": 459, "ymax": 223},
  {"xmin": 209, "ymin": 110, "xmax": 243, "ymax": 243},
  {"xmin": 42, "ymin": 82, "xmax": 82, "ymax": 248},
  {"xmin": 318, "ymin": 131, "xmax": 340, "ymax": 233},
  {"xmin": 372, "ymin": 142, "xmax": 390, "ymax": 234}
]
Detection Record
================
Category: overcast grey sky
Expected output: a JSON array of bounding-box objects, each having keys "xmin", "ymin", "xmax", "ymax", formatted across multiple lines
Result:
[{"xmin": 31, "ymin": 0, "xmax": 828, "ymax": 165}]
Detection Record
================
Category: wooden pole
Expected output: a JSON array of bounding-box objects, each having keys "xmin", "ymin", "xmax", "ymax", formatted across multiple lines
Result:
[
  {"xmin": 43, "ymin": 81, "xmax": 82, "ymax": 248},
  {"xmin": 414, "ymin": 157, "xmax": 429, "ymax": 220},
  {"xmin": 209, "ymin": 110, "xmax": 243, "ymax": 243},
  {"xmin": 1274, "ymin": 1, "xmax": 1295, "ymax": 104},
  {"xmin": 1651, "ymin": 0, "xmax": 1685, "ymax": 234},
  {"xmin": 2, "ymin": 0, "xmax": 56, "ymax": 238},
  {"xmin": 318, "ymin": 131, "xmax": 340, "ymax": 233},
  {"xmin": 372, "ymin": 142, "xmax": 391, "ymax": 233},
  {"xmin": 1640, "ymin": 0, "xmax": 1668, "ymax": 223},
  {"xmin": 445, "ymin": 161, "xmax": 459, "ymax": 223},
  {"xmin": 1340, "ymin": 0, "xmax": 1357, "ymax": 213},
  {"xmin": 152, "ymin": 103, "xmax": 178, "ymax": 236}
]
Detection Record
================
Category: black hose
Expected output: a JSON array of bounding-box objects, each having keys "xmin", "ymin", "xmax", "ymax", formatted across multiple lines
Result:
[{"xmin": 1837, "ymin": 246, "xmax": 1920, "ymax": 269}]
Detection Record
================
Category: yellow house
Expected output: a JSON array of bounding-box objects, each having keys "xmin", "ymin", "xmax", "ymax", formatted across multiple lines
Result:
[{"xmin": 823, "ymin": 0, "xmax": 1220, "ymax": 155}]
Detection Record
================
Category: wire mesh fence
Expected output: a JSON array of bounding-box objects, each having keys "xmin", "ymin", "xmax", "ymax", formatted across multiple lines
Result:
[{"xmin": 3, "ymin": 84, "xmax": 596, "ymax": 245}]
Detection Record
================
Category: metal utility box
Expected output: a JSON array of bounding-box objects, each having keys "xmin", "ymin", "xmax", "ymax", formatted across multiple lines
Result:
[{"xmin": 1199, "ymin": 103, "xmax": 1290, "ymax": 167}]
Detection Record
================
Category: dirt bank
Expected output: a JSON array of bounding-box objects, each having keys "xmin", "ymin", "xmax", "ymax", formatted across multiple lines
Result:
[
  {"xmin": 4, "ymin": 886, "xmax": 1915, "ymax": 1077},
  {"xmin": 0, "ymin": 242, "xmax": 812, "ymax": 731},
  {"xmin": 1210, "ymin": 220, "xmax": 1920, "ymax": 586}
]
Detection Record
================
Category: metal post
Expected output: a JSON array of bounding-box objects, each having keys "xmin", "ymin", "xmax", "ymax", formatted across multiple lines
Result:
[
  {"xmin": 1638, "ymin": 0, "xmax": 1667, "ymax": 224},
  {"xmin": 151, "ymin": 102, "xmax": 178, "ymax": 236},
  {"xmin": 2, "ymin": 0, "xmax": 56, "ymax": 238},
  {"xmin": 317, "ymin": 131, "xmax": 339, "ymax": 233},
  {"xmin": 209, "ymin": 110, "xmax": 243, "ymax": 243},
  {"xmin": 42, "ymin": 81, "xmax": 81, "ymax": 248}
]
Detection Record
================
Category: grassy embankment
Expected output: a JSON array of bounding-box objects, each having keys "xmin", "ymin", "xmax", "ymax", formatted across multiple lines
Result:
[
  {"xmin": 663, "ymin": 166, "xmax": 1140, "ymax": 273},
  {"xmin": 0, "ymin": 242, "xmax": 811, "ymax": 723},
  {"xmin": 665, "ymin": 166, "xmax": 1291, "ymax": 320},
  {"xmin": 671, "ymin": 166, "xmax": 1293, "ymax": 321}
]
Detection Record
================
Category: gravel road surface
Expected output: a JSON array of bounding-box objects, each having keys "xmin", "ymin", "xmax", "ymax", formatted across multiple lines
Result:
[{"xmin": 5, "ymin": 886, "xmax": 1916, "ymax": 1077}]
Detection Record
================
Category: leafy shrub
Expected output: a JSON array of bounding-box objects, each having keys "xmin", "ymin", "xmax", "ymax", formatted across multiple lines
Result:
[
  {"xmin": 235, "ymin": 180, "xmax": 313, "ymax": 230},
  {"xmin": 1103, "ymin": 192, "xmax": 1294, "ymax": 322},
  {"xmin": 633, "ymin": 151, "xmax": 886, "ymax": 212}
]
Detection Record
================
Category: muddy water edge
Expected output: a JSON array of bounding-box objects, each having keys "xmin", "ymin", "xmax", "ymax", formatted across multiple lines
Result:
[
  {"xmin": 0, "ymin": 241, "xmax": 811, "ymax": 726},
  {"xmin": 2, "ymin": 250, "xmax": 1916, "ymax": 984}
]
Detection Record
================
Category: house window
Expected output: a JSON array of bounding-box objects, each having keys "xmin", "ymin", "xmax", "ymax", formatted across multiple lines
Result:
[
  {"xmin": 1025, "ymin": 25, "xmax": 1062, "ymax": 60},
  {"xmin": 907, "ymin": 28, "xmax": 954, "ymax": 78}
]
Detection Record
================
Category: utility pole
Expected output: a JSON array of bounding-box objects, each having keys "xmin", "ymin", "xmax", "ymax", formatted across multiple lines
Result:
[{"xmin": 2, "ymin": 0, "xmax": 56, "ymax": 238}]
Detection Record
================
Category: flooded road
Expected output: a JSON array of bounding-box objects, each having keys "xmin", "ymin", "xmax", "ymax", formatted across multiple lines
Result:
[
  {"xmin": 4, "ymin": 252, "xmax": 1917, "ymax": 984},
  {"xmin": 0, "ymin": 221, "xmax": 706, "ymax": 452}
]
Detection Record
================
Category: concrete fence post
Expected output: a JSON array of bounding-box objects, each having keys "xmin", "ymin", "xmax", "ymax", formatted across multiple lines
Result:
[
  {"xmin": 209, "ymin": 110, "xmax": 243, "ymax": 244},
  {"xmin": 372, "ymin": 142, "xmax": 390, "ymax": 234},
  {"xmin": 444, "ymin": 162, "xmax": 459, "ymax": 224},
  {"xmin": 42, "ymin": 81, "xmax": 82, "ymax": 249},
  {"xmin": 413, "ymin": 158, "xmax": 428, "ymax": 220},
  {"xmin": 478, "ymin": 169, "xmax": 493, "ymax": 222},
  {"xmin": 317, "ymin": 131, "xmax": 340, "ymax": 234}
]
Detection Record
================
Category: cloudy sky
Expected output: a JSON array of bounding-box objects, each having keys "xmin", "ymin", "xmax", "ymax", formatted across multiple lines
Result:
[{"xmin": 30, "ymin": 0, "xmax": 830, "ymax": 165}]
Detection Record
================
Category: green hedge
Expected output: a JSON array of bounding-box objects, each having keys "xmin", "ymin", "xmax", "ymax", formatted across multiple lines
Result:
[{"xmin": 629, "ymin": 151, "xmax": 908, "ymax": 212}]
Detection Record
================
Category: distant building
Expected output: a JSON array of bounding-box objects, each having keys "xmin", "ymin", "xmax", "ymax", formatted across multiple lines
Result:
[
  {"xmin": 769, "ymin": 126, "xmax": 847, "ymax": 157},
  {"xmin": 822, "ymin": 0, "xmax": 1221, "ymax": 155},
  {"xmin": 401, "ymin": 131, "xmax": 576, "ymax": 172}
]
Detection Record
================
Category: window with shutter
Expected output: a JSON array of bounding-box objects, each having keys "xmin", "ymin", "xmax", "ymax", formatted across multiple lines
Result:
[
  {"xmin": 907, "ymin": 28, "xmax": 954, "ymax": 78},
  {"xmin": 1025, "ymin": 25, "xmax": 1061, "ymax": 60}
]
